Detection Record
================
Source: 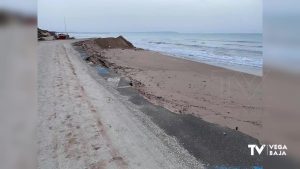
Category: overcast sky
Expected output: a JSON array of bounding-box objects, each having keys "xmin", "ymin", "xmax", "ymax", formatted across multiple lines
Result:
[{"xmin": 38, "ymin": 0, "xmax": 262, "ymax": 33}]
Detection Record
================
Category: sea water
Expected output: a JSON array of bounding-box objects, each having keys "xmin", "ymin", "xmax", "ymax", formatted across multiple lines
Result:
[{"xmin": 70, "ymin": 32, "xmax": 262, "ymax": 76}]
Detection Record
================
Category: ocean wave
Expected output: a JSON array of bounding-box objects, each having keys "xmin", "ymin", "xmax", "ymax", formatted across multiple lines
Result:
[
  {"xmin": 224, "ymin": 43, "xmax": 263, "ymax": 48},
  {"xmin": 171, "ymin": 51, "xmax": 263, "ymax": 68},
  {"xmin": 203, "ymin": 39, "xmax": 261, "ymax": 44},
  {"xmin": 148, "ymin": 41, "xmax": 262, "ymax": 54}
]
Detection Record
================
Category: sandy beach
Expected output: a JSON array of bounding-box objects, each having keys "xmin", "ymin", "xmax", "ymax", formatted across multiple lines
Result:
[{"xmin": 76, "ymin": 38, "xmax": 263, "ymax": 140}]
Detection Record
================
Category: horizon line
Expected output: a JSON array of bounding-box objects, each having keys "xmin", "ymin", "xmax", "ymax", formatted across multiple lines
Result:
[{"xmin": 41, "ymin": 29, "xmax": 262, "ymax": 35}]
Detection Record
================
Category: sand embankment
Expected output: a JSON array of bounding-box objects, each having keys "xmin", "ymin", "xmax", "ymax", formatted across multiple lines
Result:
[
  {"xmin": 95, "ymin": 36, "xmax": 135, "ymax": 49},
  {"xmin": 76, "ymin": 37, "xmax": 263, "ymax": 139}
]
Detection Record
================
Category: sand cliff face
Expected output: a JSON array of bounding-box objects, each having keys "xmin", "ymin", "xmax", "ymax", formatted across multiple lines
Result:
[{"xmin": 75, "ymin": 37, "xmax": 263, "ymax": 140}]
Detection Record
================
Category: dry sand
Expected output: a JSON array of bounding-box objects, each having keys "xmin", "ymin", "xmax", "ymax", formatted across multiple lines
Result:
[{"xmin": 79, "ymin": 39, "xmax": 263, "ymax": 140}]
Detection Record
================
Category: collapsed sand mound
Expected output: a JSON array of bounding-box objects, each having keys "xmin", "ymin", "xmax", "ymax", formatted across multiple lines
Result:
[{"xmin": 95, "ymin": 36, "xmax": 135, "ymax": 49}]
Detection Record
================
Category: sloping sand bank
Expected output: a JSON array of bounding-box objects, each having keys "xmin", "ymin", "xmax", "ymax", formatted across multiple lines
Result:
[{"xmin": 77, "ymin": 38, "xmax": 263, "ymax": 139}]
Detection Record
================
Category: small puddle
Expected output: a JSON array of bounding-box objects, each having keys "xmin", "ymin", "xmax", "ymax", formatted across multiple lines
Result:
[{"xmin": 96, "ymin": 66, "xmax": 109, "ymax": 75}]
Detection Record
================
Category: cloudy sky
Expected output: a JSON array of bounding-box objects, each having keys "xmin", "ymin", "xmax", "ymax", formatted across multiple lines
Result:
[{"xmin": 38, "ymin": 0, "xmax": 262, "ymax": 33}]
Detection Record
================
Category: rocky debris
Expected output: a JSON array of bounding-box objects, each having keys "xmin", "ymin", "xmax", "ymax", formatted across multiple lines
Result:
[
  {"xmin": 95, "ymin": 36, "xmax": 135, "ymax": 49},
  {"xmin": 73, "ymin": 36, "xmax": 135, "ymax": 68},
  {"xmin": 38, "ymin": 28, "xmax": 56, "ymax": 41},
  {"xmin": 38, "ymin": 28, "xmax": 74, "ymax": 41},
  {"xmin": 73, "ymin": 40, "xmax": 120, "ymax": 68}
]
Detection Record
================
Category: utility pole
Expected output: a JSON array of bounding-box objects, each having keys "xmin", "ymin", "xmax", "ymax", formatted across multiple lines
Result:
[{"xmin": 64, "ymin": 17, "xmax": 68, "ymax": 35}]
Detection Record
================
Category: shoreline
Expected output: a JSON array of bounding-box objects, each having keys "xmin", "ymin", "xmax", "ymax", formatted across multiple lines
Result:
[
  {"xmin": 136, "ymin": 48, "xmax": 262, "ymax": 77},
  {"xmin": 141, "ymin": 48, "xmax": 262, "ymax": 77},
  {"xmin": 76, "ymin": 39, "xmax": 263, "ymax": 140}
]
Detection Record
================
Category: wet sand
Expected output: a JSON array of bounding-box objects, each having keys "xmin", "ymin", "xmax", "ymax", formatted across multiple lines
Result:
[{"xmin": 79, "ymin": 39, "xmax": 263, "ymax": 140}]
